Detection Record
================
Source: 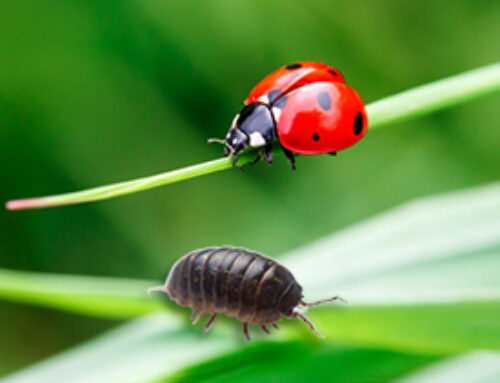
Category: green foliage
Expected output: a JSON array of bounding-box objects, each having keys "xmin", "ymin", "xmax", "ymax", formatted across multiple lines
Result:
[
  {"xmin": 0, "ymin": 0, "xmax": 499, "ymax": 381},
  {"xmin": 0, "ymin": 268, "xmax": 160, "ymax": 319},
  {"xmin": 1, "ymin": 182, "xmax": 499, "ymax": 381}
]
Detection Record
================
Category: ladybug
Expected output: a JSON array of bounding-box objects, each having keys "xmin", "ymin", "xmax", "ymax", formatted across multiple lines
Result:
[{"xmin": 209, "ymin": 62, "xmax": 367, "ymax": 169}]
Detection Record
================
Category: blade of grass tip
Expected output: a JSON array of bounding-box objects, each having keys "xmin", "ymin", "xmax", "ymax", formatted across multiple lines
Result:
[
  {"xmin": 367, "ymin": 62, "xmax": 500, "ymax": 129},
  {"xmin": 6, "ymin": 62, "xmax": 500, "ymax": 210},
  {"xmin": 6, "ymin": 156, "xmax": 236, "ymax": 210}
]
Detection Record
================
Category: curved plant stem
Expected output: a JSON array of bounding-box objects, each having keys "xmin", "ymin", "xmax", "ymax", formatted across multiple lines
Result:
[{"xmin": 6, "ymin": 63, "xmax": 500, "ymax": 210}]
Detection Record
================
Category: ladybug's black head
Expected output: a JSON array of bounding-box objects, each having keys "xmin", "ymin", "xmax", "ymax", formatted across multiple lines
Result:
[
  {"xmin": 224, "ymin": 126, "xmax": 249, "ymax": 156},
  {"xmin": 208, "ymin": 103, "xmax": 275, "ymax": 165}
]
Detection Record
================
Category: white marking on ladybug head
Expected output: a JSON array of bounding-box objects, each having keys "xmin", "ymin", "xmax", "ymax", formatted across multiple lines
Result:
[
  {"xmin": 258, "ymin": 94, "xmax": 269, "ymax": 104},
  {"xmin": 249, "ymin": 132, "xmax": 266, "ymax": 147},
  {"xmin": 231, "ymin": 114, "xmax": 239, "ymax": 127},
  {"xmin": 272, "ymin": 107, "xmax": 282, "ymax": 122}
]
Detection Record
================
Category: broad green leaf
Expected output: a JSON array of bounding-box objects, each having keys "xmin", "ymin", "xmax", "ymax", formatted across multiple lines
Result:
[
  {"xmin": 0, "ymin": 313, "xmax": 439, "ymax": 383},
  {"xmin": 2, "ymin": 181, "xmax": 500, "ymax": 382},
  {"xmin": 0, "ymin": 268, "xmax": 161, "ymax": 319},
  {"xmin": 287, "ymin": 181, "xmax": 500, "ymax": 304},
  {"xmin": 158, "ymin": 341, "xmax": 438, "ymax": 383},
  {"xmin": 395, "ymin": 352, "xmax": 500, "ymax": 383},
  {"xmin": 0, "ymin": 314, "xmax": 235, "ymax": 383}
]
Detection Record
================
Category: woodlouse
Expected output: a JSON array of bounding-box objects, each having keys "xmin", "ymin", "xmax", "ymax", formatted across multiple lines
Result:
[{"xmin": 149, "ymin": 246, "xmax": 346, "ymax": 341}]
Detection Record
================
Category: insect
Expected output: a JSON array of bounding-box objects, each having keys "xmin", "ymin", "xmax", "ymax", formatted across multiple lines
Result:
[
  {"xmin": 149, "ymin": 246, "xmax": 346, "ymax": 341},
  {"xmin": 208, "ymin": 62, "xmax": 367, "ymax": 169}
]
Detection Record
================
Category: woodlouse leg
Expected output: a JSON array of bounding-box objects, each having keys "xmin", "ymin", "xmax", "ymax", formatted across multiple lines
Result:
[
  {"xmin": 272, "ymin": 323, "xmax": 280, "ymax": 330},
  {"xmin": 203, "ymin": 314, "xmax": 217, "ymax": 334},
  {"xmin": 191, "ymin": 311, "xmax": 205, "ymax": 325},
  {"xmin": 300, "ymin": 295, "xmax": 348, "ymax": 307},
  {"xmin": 261, "ymin": 325, "xmax": 270, "ymax": 334},
  {"xmin": 292, "ymin": 312, "xmax": 324, "ymax": 338},
  {"xmin": 243, "ymin": 323, "xmax": 251, "ymax": 341}
]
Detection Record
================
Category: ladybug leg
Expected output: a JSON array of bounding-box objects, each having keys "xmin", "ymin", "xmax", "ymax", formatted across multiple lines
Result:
[
  {"xmin": 281, "ymin": 147, "xmax": 296, "ymax": 170},
  {"xmin": 261, "ymin": 325, "xmax": 271, "ymax": 334},
  {"xmin": 272, "ymin": 323, "xmax": 280, "ymax": 330},
  {"xmin": 248, "ymin": 154, "xmax": 261, "ymax": 166},
  {"xmin": 328, "ymin": 151, "xmax": 337, "ymax": 156},
  {"xmin": 263, "ymin": 145, "xmax": 273, "ymax": 164},
  {"xmin": 232, "ymin": 153, "xmax": 239, "ymax": 167}
]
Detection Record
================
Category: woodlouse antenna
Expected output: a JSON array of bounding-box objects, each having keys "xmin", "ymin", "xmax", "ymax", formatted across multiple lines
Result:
[
  {"xmin": 300, "ymin": 295, "xmax": 348, "ymax": 307},
  {"xmin": 293, "ymin": 312, "xmax": 324, "ymax": 338}
]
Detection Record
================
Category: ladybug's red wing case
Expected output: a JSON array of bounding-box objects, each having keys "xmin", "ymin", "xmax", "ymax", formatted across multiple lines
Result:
[
  {"xmin": 274, "ymin": 82, "xmax": 367, "ymax": 155},
  {"xmin": 245, "ymin": 62, "xmax": 345, "ymax": 106}
]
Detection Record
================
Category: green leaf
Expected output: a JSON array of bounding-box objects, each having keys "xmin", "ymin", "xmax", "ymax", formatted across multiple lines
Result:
[
  {"xmin": 6, "ymin": 63, "xmax": 500, "ymax": 210},
  {"xmin": 1, "ymin": 181, "xmax": 499, "ymax": 382},
  {"xmin": 0, "ymin": 268, "xmax": 161, "ymax": 319},
  {"xmin": 157, "ymin": 341, "xmax": 439, "ymax": 383},
  {"xmin": 0, "ymin": 314, "xmax": 439, "ymax": 383},
  {"xmin": 395, "ymin": 352, "xmax": 500, "ymax": 383}
]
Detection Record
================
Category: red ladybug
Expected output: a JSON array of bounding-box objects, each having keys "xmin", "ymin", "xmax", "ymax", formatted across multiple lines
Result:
[{"xmin": 209, "ymin": 62, "xmax": 367, "ymax": 169}]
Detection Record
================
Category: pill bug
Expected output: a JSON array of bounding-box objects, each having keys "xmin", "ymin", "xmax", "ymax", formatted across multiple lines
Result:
[{"xmin": 149, "ymin": 247, "xmax": 346, "ymax": 341}]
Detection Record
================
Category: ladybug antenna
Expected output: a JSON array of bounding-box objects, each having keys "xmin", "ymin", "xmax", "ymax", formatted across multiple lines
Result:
[
  {"xmin": 208, "ymin": 138, "xmax": 236, "ymax": 158},
  {"xmin": 207, "ymin": 138, "xmax": 226, "ymax": 145}
]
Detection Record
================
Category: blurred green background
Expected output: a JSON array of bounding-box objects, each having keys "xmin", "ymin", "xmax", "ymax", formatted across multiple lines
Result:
[{"xmin": 1, "ymin": 0, "xmax": 499, "ymax": 379}]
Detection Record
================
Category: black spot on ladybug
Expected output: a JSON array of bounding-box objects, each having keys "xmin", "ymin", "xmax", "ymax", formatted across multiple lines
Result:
[
  {"xmin": 317, "ymin": 91, "xmax": 331, "ymax": 111},
  {"xmin": 273, "ymin": 95, "xmax": 287, "ymax": 109},
  {"xmin": 312, "ymin": 133, "xmax": 320, "ymax": 141},
  {"xmin": 328, "ymin": 70, "xmax": 338, "ymax": 77},
  {"xmin": 268, "ymin": 89, "xmax": 282, "ymax": 103},
  {"xmin": 286, "ymin": 63, "xmax": 302, "ymax": 70},
  {"xmin": 354, "ymin": 112, "xmax": 364, "ymax": 135}
]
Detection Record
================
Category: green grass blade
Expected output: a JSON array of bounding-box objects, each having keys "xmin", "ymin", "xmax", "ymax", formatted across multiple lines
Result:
[
  {"xmin": 367, "ymin": 62, "xmax": 500, "ymax": 129},
  {"xmin": 0, "ymin": 268, "xmax": 161, "ymax": 319},
  {"xmin": 6, "ymin": 63, "xmax": 500, "ymax": 210}
]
